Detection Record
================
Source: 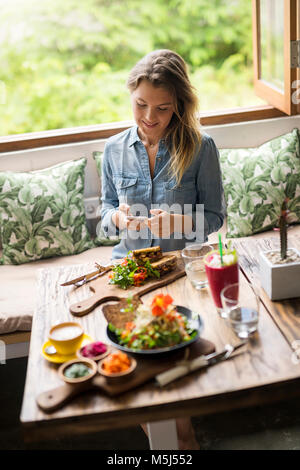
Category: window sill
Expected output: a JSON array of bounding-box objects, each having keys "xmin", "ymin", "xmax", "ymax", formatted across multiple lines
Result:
[{"xmin": 0, "ymin": 105, "xmax": 287, "ymax": 152}]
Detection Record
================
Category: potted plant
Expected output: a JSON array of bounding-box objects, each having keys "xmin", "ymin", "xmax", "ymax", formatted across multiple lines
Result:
[{"xmin": 259, "ymin": 198, "xmax": 300, "ymax": 300}]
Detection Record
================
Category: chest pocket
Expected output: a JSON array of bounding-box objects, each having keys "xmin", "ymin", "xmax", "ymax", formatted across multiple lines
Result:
[
  {"xmin": 165, "ymin": 178, "xmax": 196, "ymax": 207},
  {"xmin": 113, "ymin": 176, "xmax": 145, "ymax": 205}
]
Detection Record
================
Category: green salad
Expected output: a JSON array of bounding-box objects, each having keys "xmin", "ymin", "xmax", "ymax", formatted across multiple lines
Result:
[
  {"xmin": 108, "ymin": 253, "xmax": 160, "ymax": 289},
  {"xmin": 109, "ymin": 293, "xmax": 198, "ymax": 350}
]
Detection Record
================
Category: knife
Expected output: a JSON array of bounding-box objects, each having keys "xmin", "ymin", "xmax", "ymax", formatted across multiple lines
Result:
[
  {"xmin": 60, "ymin": 264, "xmax": 113, "ymax": 287},
  {"xmin": 155, "ymin": 341, "xmax": 247, "ymax": 387}
]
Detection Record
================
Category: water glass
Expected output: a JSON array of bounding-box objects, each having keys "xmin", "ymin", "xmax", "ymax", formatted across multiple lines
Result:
[
  {"xmin": 181, "ymin": 244, "xmax": 214, "ymax": 290},
  {"xmin": 221, "ymin": 281, "xmax": 260, "ymax": 339}
]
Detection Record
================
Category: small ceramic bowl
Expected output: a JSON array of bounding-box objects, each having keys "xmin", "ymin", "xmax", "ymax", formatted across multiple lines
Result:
[
  {"xmin": 48, "ymin": 322, "xmax": 84, "ymax": 356},
  {"xmin": 76, "ymin": 342, "xmax": 111, "ymax": 362},
  {"xmin": 98, "ymin": 354, "xmax": 137, "ymax": 383},
  {"xmin": 58, "ymin": 358, "xmax": 98, "ymax": 384}
]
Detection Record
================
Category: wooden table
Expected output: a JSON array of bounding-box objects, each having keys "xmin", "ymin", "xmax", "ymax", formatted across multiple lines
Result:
[{"xmin": 20, "ymin": 238, "xmax": 300, "ymax": 449}]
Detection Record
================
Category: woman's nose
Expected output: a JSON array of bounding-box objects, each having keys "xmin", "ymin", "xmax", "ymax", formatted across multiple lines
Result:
[{"xmin": 145, "ymin": 107, "xmax": 156, "ymax": 122}]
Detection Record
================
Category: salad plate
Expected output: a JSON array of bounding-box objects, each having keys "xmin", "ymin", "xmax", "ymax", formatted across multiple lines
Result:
[{"xmin": 106, "ymin": 305, "xmax": 204, "ymax": 356}]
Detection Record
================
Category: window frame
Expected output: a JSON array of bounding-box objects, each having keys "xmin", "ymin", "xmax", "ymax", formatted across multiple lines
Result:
[
  {"xmin": 252, "ymin": 0, "xmax": 298, "ymax": 115},
  {"xmin": 0, "ymin": 106, "xmax": 286, "ymax": 152}
]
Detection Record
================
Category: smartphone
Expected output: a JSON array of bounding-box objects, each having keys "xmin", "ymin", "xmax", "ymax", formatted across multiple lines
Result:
[{"xmin": 126, "ymin": 215, "xmax": 148, "ymax": 221}]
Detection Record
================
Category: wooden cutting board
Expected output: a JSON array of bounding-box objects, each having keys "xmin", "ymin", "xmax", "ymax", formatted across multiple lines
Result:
[
  {"xmin": 36, "ymin": 337, "xmax": 215, "ymax": 413},
  {"xmin": 69, "ymin": 255, "xmax": 186, "ymax": 316}
]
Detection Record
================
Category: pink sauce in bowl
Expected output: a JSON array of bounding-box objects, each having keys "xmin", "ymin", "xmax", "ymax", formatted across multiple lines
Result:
[{"xmin": 77, "ymin": 341, "xmax": 110, "ymax": 361}]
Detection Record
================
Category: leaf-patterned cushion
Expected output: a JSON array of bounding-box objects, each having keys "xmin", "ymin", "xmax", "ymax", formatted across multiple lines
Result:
[
  {"xmin": 0, "ymin": 158, "xmax": 94, "ymax": 264},
  {"xmin": 219, "ymin": 128, "xmax": 300, "ymax": 238},
  {"xmin": 93, "ymin": 151, "xmax": 119, "ymax": 246}
]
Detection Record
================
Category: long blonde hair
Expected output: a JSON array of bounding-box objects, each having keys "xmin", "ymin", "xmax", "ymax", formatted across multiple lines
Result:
[{"xmin": 127, "ymin": 49, "xmax": 202, "ymax": 185}]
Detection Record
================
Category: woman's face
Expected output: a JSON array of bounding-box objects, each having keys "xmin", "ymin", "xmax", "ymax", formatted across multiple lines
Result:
[{"xmin": 131, "ymin": 80, "xmax": 174, "ymax": 141}]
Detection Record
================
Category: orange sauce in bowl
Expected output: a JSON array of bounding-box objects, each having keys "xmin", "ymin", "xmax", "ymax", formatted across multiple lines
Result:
[{"xmin": 102, "ymin": 351, "xmax": 131, "ymax": 374}]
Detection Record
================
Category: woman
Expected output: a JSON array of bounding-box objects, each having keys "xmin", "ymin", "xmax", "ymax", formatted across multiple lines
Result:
[
  {"xmin": 100, "ymin": 49, "xmax": 225, "ymax": 258},
  {"xmin": 100, "ymin": 49, "xmax": 225, "ymax": 450}
]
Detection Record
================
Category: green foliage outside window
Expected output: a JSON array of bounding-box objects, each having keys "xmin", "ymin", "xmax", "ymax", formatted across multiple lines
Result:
[{"xmin": 0, "ymin": 0, "xmax": 265, "ymax": 136}]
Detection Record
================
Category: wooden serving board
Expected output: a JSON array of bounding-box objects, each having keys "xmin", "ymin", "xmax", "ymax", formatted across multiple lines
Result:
[
  {"xmin": 36, "ymin": 337, "xmax": 215, "ymax": 413},
  {"xmin": 69, "ymin": 255, "xmax": 186, "ymax": 316}
]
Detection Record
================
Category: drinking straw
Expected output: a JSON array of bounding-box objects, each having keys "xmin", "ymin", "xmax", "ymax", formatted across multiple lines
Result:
[{"xmin": 218, "ymin": 233, "xmax": 224, "ymax": 266}]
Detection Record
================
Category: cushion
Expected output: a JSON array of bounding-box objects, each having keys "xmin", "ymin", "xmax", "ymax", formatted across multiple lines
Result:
[
  {"xmin": 0, "ymin": 158, "xmax": 94, "ymax": 264},
  {"xmin": 93, "ymin": 151, "xmax": 119, "ymax": 246},
  {"xmin": 219, "ymin": 128, "xmax": 300, "ymax": 238}
]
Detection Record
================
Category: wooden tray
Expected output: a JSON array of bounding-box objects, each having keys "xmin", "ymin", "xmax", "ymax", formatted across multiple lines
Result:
[
  {"xmin": 36, "ymin": 337, "xmax": 215, "ymax": 413},
  {"xmin": 69, "ymin": 255, "xmax": 186, "ymax": 316}
]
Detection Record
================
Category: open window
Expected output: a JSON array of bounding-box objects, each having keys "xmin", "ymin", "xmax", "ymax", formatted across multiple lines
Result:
[{"xmin": 252, "ymin": 0, "xmax": 298, "ymax": 115}]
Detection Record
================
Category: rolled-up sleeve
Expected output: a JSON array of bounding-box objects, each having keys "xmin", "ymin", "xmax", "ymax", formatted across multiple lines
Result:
[
  {"xmin": 100, "ymin": 144, "xmax": 120, "ymax": 237},
  {"xmin": 192, "ymin": 135, "xmax": 226, "ymax": 241}
]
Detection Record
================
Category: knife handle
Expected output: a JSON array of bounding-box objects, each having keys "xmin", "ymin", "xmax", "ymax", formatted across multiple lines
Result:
[{"xmin": 156, "ymin": 356, "xmax": 208, "ymax": 387}]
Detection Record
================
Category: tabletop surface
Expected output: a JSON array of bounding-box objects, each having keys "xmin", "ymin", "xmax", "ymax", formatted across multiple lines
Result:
[{"xmin": 20, "ymin": 237, "xmax": 300, "ymax": 442}]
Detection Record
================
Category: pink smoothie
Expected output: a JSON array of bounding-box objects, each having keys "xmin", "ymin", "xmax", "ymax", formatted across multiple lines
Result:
[{"xmin": 205, "ymin": 251, "xmax": 239, "ymax": 309}]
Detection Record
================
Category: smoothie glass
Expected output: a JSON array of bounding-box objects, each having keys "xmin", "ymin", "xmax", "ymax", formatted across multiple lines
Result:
[{"xmin": 204, "ymin": 247, "xmax": 239, "ymax": 317}]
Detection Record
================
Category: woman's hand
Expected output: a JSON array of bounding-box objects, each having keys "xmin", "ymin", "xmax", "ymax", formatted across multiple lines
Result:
[
  {"xmin": 112, "ymin": 203, "xmax": 147, "ymax": 231},
  {"xmin": 145, "ymin": 209, "xmax": 193, "ymax": 238}
]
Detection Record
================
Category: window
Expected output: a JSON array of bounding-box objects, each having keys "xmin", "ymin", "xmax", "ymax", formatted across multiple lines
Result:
[{"xmin": 0, "ymin": 0, "xmax": 298, "ymax": 150}]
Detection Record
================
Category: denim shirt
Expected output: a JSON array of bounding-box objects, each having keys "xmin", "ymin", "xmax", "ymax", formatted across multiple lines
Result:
[{"xmin": 101, "ymin": 125, "xmax": 225, "ymax": 259}]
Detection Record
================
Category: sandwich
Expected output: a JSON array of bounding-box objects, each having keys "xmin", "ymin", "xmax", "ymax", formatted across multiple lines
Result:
[
  {"xmin": 132, "ymin": 245, "xmax": 163, "ymax": 265},
  {"xmin": 149, "ymin": 254, "xmax": 177, "ymax": 276}
]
